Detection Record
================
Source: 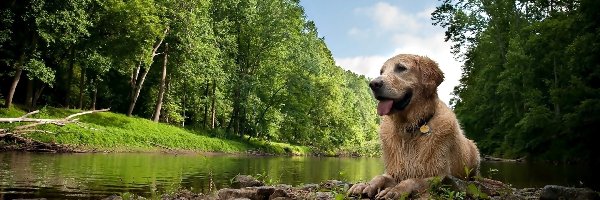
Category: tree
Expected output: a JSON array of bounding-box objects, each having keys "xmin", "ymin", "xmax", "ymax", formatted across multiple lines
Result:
[
  {"xmin": 1, "ymin": 0, "xmax": 92, "ymax": 108},
  {"xmin": 433, "ymin": 0, "xmax": 600, "ymax": 162},
  {"xmin": 153, "ymin": 43, "xmax": 168, "ymax": 122}
]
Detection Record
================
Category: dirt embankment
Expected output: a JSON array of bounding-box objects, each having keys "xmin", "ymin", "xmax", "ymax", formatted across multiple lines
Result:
[{"xmin": 0, "ymin": 134, "xmax": 82, "ymax": 153}]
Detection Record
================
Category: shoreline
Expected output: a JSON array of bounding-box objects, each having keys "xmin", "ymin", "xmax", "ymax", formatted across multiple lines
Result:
[{"xmin": 102, "ymin": 175, "xmax": 600, "ymax": 200}]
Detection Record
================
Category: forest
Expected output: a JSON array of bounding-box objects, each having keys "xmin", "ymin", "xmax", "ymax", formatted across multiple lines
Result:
[
  {"xmin": 0, "ymin": 0, "xmax": 379, "ymax": 152},
  {"xmin": 433, "ymin": 0, "xmax": 599, "ymax": 162}
]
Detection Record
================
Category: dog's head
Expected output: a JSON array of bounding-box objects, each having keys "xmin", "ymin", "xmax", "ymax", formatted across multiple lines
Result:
[{"xmin": 370, "ymin": 54, "xmax": 444, "ymax": 116}]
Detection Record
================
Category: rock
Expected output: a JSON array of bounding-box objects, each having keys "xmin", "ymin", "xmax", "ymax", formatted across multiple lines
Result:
[
  {"xmin": 272, "ymin": 184, "xmax": 292, "ymax": 189},
  {"xmin": 215, "ymin": 186, "xmax": 289, "ymax": 200},
  {"xmin": 540, "ymin": 185, "xmax": 600, "ymax": 200},
  {"xmin": 441, "ymin": 175, "xmax": 469, "ymax": 191},
  {"xmin": 314, "ymin": 192, "xmax": 333, "ymax": 200},
  {"xmin": 232, "ymin": 175, "xmax": 264, "ymax": 189},
  {"xmin": 255, "ymin": 186, "xmax": 276, "ymax": 199},
  {"xmin": 217, "ymin": 188, "xmax": 259, "ymax": 199},
  {"xmin": 269, "ymin": 189, "xmax": 289, "ymax": 199},
  {"xmin": 511, "ymin": 188, "xmax": 541, "ymax": 200},
  {"xmin": 319, "ymin": 180, "xmax": 349, "ymax": 190},
  {"xmin": 438, "ymin": 176, "xmax": 519, "ymax": 199},
  {"xmin": 270, "ymin": 198, "xmax": 292, "ymax": 200},
  {"xmin": 299, "ymin": 183, "xmax": 319, "ymax": 192},
  {"xmin": 102, "ymin": 195, "xmax": 122, "ymax": 200}
]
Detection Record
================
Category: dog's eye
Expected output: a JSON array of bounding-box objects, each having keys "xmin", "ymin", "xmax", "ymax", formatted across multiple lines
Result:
[
  {"xmin": 395, "ymin": 64, "xmax": 407, "ymax": 73},
  {"xmin": 380, "ymin": 69, "xmax": 383, "ymax": 75}
]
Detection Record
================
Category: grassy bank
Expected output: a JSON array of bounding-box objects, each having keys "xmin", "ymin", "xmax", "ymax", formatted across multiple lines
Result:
[{"xmin": 0, "ymin": 106, "xmax": 311, "ymax": 155}]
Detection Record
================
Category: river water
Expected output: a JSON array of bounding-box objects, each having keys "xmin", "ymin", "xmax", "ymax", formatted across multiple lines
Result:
[{"xmin": 0, "ymin": 152, "xmax": 597, "ymax": 199}]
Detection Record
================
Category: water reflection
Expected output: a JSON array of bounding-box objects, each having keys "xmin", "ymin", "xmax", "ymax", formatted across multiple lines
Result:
[
  {"xmin": 0, "ymin": 152, "xmax": 597, "ymax": 199},
  {"xmin": 0, "ymin": 152, "xmax": 384, "ymax": 199},
  {"xmin": 481, "ymin": 161, "xmax": 599, "ymax": 189}
]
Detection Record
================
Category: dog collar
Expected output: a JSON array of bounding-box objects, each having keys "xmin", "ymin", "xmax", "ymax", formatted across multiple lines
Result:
[{"xmin": 406, "ymin": 114, "xmax": 434, "ymax": 135}]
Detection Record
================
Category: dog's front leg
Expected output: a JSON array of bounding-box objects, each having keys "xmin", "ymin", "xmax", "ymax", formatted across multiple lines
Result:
[
  {"xmin": 347, "ymin": 174, "xmax": 397, "ymax": 198},
  {"xmin": 375, "ymin": 178, "xmax": 431, "ymax": 200}
]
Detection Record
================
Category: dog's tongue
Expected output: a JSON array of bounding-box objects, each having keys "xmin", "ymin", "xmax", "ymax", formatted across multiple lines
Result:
[{"xmin": 377, "ymin": 100, "xmax": 394, "ymax": 116}]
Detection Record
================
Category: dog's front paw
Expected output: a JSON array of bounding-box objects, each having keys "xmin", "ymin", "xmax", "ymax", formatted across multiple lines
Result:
[
  {"xmin": 348, "ymin": 175, "xmax": 396, "ymax": 198},
  {"xmin": 375, "ymin": 184, "xmax": 412, "ymax": 200},
  {"xmin": 347, "ymin": 182, "xmax": 379, "ymax": 198},
  {"xmin": 347, "ymin": 182, "xmax": 368, "ymax": 197}
]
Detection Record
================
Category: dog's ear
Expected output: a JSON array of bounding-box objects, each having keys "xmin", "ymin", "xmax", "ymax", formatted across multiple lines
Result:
[{"xmin": 419, "ymin": 56, "xmax": 444, "ymax": 95}]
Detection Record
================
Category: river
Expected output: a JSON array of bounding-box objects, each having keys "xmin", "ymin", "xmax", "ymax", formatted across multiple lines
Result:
[{"xmin": 0, "ymin": 152, "xmax": 597, "ymax": 199}]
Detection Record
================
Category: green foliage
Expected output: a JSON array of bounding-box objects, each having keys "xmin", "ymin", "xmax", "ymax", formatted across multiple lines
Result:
[
  {"xmin": 466, "ymin": 183, "xmax": 488, "ymax": 199},
  {"xmin": 0, "ymin": 0, "xmax": 378, "ymax": 152},
  {"xmin": 254, "ymin": 171, "xmax": 281, "ymax": 185},
  {"xmin": 463, "ymin": 166, "xmax": 473, "ymax": 180},
  {"xmin": 428, "ymin": 177, "xmax": 466, "ymax": 200},
  {"xmin": 433, "ymin": 0, "xmax": 600, "ymax": 162},
  {"xmin": 24, "ymin": 56, "xmax": 54, "ymax": 86}
]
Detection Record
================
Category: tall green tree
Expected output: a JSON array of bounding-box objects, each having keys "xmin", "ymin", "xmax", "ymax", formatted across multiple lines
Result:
[
  {"xmin": 434, "ymin": 0, "xmax": 600, "ymax": 162},
  {"xmin": 1, "ymin": 0, "xmax": 92, "ymax": 108}
]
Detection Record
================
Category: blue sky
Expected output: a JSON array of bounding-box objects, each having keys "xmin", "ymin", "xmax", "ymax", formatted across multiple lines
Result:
[{"xmin": 299, "ymin": 0, "xmax": 462, "ymax": 104}]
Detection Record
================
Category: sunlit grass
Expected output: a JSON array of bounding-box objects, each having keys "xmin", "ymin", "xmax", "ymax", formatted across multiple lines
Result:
[{"xmin": 0, "ymin": 106, "xmax": 310, "ymax": 155}]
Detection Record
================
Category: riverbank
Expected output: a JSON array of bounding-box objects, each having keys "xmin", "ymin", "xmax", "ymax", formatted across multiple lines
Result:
[
  {"xmin": 107, "ymin": 175, "xmax": 600, "ymax": 200},
  {"xmin": 0, "ymin": 106, "xmax": 310, "ymax": 155}
]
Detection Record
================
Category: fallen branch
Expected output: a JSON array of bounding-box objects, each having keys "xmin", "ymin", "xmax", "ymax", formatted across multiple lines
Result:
[
  {"xmin": 21, "ymin": 110, "xmax": 40, "ymax": 119},
  {"xmin": 0, "ymin": 108, "xmax": 109, "ymax": 124},
  {"xmin": 483, "ymin": 155, "xmax": 525, "ymax": 162},
  {"xmin": 12, "ymin": 129, "xmax": 55, "ymax": 135},
  {"xmin": 0, "ymin": 108, "xmax": 110, "ymax": 153}
]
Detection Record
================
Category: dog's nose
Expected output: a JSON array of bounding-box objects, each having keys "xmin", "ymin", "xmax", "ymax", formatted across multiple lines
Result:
[{"xmin": 369, "ymin": 78, "xmax": 383, "ymax": 90}]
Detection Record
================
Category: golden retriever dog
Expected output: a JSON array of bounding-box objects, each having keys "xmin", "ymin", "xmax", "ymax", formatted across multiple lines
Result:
[{"xmin": 348, "ymin": 54, "xmax": 480, "ymax": 199}]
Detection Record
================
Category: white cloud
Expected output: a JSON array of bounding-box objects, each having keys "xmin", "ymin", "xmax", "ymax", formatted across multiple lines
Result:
[
  {"xmin": 355, "ymin": 2, "xmax": 422, "ymax": 32},
  {"xmin": 336, "ymin": 4, "xmax": 462, "ymax": 105},
  {"xmin": 336, "ymin": 55, "xmax": 388, "ymax": 78}
]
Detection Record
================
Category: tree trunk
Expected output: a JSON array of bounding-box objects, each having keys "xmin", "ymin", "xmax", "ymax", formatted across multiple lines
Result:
[
  {"xmin": 65, "ymin": 49, "xmax": 75, "ymax": 108},
  {"xmin": 25, "ymin": 78, "xmax": 34, "ymax": 110},
  {"xmin": 553, "ymin": 57, "xmax": 560, "ymax": 119},
  {"xmin": 203, "ymin": 79, "xmax": 210, "ymax": 127},
  {"xmin": 32, "ymin": 83, "xmax": 45, "ymax": 109},
  {"xmin": 182, "ymin": 91, "xmax": 186, "ymax": 127},
  {"xmin": 162, "ymin": 74, "xmax": 171, "ymax": 123},
  {"xmin": 5, "ymin": 53, "xmax": 25, "ymax": 108},
  {"xmin": 127, "ymin": 69, "xmax": 148, "ymax": 116},
  {"xmin": 211, "ymin": 79, "xmax": 216, "ymax": 129},
  {"xmin": 226, "ymin": 84, "xmax": 240, "ymax": 135},
  {"xmin": 153, "ymin": 43, "xmax": 168, "ymax": 122},
  {"xmin": 78, "ymin": 67, "xmax": 85, "ymax": 109},
  {"xmin": 91, "ymin": 79, "xmax": 97, "ymax": 110},
  {"xmin": 127, "ymin": 26, "xmax": 169, "ymax": 117}
]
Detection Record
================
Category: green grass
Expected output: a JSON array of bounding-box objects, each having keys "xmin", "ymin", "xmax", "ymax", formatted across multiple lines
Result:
[
  {"xmin": 246, "ymin": 137, "xmax": 312, "ymax": 155},
  {"xmin": 0, "ymin": 106, "xmax": 311, "ymax": 155}
]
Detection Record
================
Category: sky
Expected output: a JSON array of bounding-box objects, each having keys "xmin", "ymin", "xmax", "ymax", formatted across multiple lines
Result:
[{"xmin": 299, "ymin": 0, "xmax": 462, "ymax": 105}]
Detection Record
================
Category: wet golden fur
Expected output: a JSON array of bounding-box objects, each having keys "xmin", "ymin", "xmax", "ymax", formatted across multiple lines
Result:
[{"xmin": 348, "ymin": 54, "xmax": 480, "ymax": 199}]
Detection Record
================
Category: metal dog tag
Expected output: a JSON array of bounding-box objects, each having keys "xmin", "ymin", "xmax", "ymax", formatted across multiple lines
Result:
[{"xmin": 419, "ymin": 124, "xmax": 431, "ymax": 134}]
